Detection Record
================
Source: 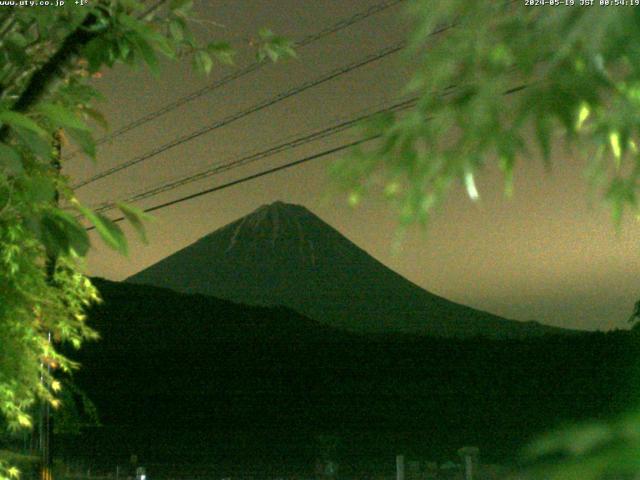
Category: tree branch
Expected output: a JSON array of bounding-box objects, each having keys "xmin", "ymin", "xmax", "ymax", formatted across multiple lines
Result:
[{"xmin": 0, "ymin": 12, "xmax": 104, "ymax": 142}]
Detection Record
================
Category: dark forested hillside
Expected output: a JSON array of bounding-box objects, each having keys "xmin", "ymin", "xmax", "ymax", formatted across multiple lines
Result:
[{"xmin": 62, "ymin": 279, "xmax": 639, "ymax": 474}]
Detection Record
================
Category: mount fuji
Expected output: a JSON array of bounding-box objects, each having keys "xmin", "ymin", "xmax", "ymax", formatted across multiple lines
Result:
[{"xmin": 127, "ymin": 201, "xmax": 568, "ymax": 338}]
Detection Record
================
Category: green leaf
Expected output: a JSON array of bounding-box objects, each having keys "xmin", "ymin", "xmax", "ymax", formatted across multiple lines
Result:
[
  {"xmin": 207, "ymin": 41, "xmax": 235, "ymax": 65},
  {"xmin": 66, "ymin": 127, "xmax": 96, "ymax": 159},
  {"xmin": 0, "ymin": 144, "xmax": 23, "ymax": 176},
  {"xmin": 16, "ymin": 414, "xmax": 31, "ymax": 428},
  {"xmin": 132, "ymin": 35, "xmax": 159, "ymax": 76},
  {"xmin": 117, "ymin": 38, "xmax": 133, "ymax": 63},
  {"xmin": 194, "ymin": 50, "xmax": 213, "ymax": 75},
  {"xmin": 606, "ymin": 177, "xmax": 636, "ymax": 227},
  {"xmin": 169, "ymin": 20, "xmax": 184, "ymax": 41},
  {"xmin": 5, "ymin": 32, "xmax": 28, "ymax": 64},
  {"xmin": 258, "ymin": 28, "xmax": 275, "ymax": 40},
  {"xmin": 14, "ymin": 127, "xmax": 53, "ymax": 160},
  {"xmin": 82, "ymin": 108, "xmax": 109, "ymax": 131},
  {"xmin": 263, "ymin": 44, "xmax": 280, "ymax": 63},
  {"xmin": 0, "ymin": 111, "xmax": 47, "ymax": 137},
  {"xmin": 499, "ymin": 154, "xmax": 515, "ymax": 197},
  {"xmin": 576, "ymin": 102, "xmax": 590, "ymax": 131},
  {"xmin": 40, "ymin": 214, "xmax": 70, "ymax": 257},
  {"xmin": 256, "ymin": 29, "xmax": 296, "ymax": 63},
  {"xmin": 38, "ymin": 103, "xmax": 90, "ymax": 131},
  {"xmin": 7, "ymin": 31, "xmax": 27, "ymax": 48},
  {"xmin": 384, "ymin": 181, "xmax": 400, "ymax": 198},
  {"xmin": 59, "ymin": 82, "xmax": 105, "ymax": 104},
  {"xmin": 535, "ymin": 116, "xmax": 552, "ymax": 166},
  {"xmin": 119, "ymin": 13, "xmax": 175, "ymax": 59},
  {"xmin": 78, "ymin": 206, "xmax": 128, "ymax": 255},
  {"xmin": 40, "ymin": 210, "xmax": 90, "ymax": 257},
  {"xmin": 117, "ymin": 202, "xmax": 151, "ymax": 243},
  {"xmin": 83, "ymin": 37, "xmax": 112, "ymax": 73},
  {"xmin": 152, "ymin": 34, "xmax": 176, "ymax": 59},
  {"xmin": 20, "ymin": 176, "xmax": 55, "ymax": 204}
]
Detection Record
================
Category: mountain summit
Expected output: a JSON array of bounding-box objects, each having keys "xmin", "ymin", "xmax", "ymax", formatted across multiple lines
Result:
[{"xmin": 127, "ymin": 201, "xmax": 566, "ymax": 338}]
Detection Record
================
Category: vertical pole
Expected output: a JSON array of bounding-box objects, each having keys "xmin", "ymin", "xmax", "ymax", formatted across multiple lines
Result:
[
  {"xmin": 395, "ymin": 455, "xmax": 404, "ymax": 480},
  {"xmin": 457, "ymin": 446, "xmax": 479, "ymax": 480},
  {"xmin": 464, "ymin": 455, "xmax": 472, "ymax": 480},
  {"xmin": 41, "ymin": 130, "xmax": 62, "ymax": 480}
]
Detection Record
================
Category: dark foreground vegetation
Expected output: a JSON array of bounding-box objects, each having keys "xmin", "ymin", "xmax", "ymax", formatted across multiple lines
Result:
[{"xmin": 51, "ymin": 279, "xmax": 640, "ymax": 477}]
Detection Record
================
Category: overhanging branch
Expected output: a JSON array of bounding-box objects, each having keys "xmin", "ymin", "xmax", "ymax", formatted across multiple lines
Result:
[{"xmin": 0, "ymin": 12, "xmax": 105, "ymax": 142}]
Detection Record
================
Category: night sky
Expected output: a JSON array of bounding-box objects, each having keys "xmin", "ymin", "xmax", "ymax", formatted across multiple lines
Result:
[{"xmin": 64, "ymin": 0, "xmax": 640, "ymax": 332}]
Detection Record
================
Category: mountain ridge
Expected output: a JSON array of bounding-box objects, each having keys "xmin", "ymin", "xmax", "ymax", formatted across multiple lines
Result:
[{"xmin": 127, "ymin": 201, "xmax": 571, "ymax": 338}]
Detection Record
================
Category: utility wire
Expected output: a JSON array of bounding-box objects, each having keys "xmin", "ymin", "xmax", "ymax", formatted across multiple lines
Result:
[
  {"xmin": 84, "ymin": 82, "xmax": 527, "ymax": 230},
  {"xmin": 73, "ymin": 41, "xmax": 407, "ymax": 189},
  {"xmin": 85, "ymin": 135, "xmax": 378, "ymax": 231},
  {"xmin": 66, "ymin": 0, "xmax": 406, "ymax": 161},
  {"xmin": 93, "ymin": 96, "xmax": 419, "ymax": 214}
]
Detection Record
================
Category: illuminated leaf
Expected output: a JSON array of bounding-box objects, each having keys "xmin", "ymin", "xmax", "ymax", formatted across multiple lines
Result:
[
  {"xmin": 17, "ymin": 414, "xmax": 31, "ymax": 428},
  {"xmin": 464, "ymin": 171, "xmax": 479, "ymax": 201},
  {"xmin": 609, "ymin": 131, "xmax": 622, "ymax": 167},
  {"xmin": 384, "ymin": 181, "xmax": 400, "ymax": 197},
  {"xmin": 576, "ymin": 103, "xmax": 590, "ymax": 131},
  {"xmin": 194, "ymin": 50, "xmax": 213, "ymax": 75}
]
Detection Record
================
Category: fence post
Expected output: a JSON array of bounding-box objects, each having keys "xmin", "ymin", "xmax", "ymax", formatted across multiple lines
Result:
[
  {"xmin": 396, "ymin": 455, "xmax": 405, "ymax": 480},
  {"xmin": 457, "ymin": 447, "xmax": 479, "ymax": 480}
]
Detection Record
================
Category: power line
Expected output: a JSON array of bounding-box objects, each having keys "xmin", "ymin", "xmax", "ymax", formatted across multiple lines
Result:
[
  {"xmin": 93, "ymin": 97, "xmax": 419, "ymax": 214},
  {"xmin": 73, "ymin": 41, "xmax": 407, "ymax": 189},
  {"xmin": 65, "ymin": 0, "xmax": 406, "ymax": 161},
  {"xmin": 85, "ymin": 135, "xmax": 378, "ymax": 231},
  {"xmin": 84, "ymin": 81, "xmax": 527, "ymax": 231}
]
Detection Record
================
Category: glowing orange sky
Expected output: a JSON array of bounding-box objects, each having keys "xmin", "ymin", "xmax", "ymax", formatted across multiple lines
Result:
[{"xmin": 65, "ymin": 0, "xmax": 640, "ymax": 331}]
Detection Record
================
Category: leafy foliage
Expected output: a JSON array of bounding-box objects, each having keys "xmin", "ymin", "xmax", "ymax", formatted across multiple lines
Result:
[
  {"xmin": 52, "ymin": 380, "xmax": 100, "ymax": 436},
  {"xmin": 0, "ymin": 2, "xmax": 293, "ymax": 479},
  {"xmin": 334, "ymin": 1, "xmax": 640, "ymax": 227},
  {"xmin": 255, "ymin": 28, "xmax": 296, "ymax": 63},
  {"xmin": 79, "ymin": 279, "xmax": 640, "ymax": 472},
  {"xmin": 521, "ymin": 412, "xmax": 640, "ymax": 480}
]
